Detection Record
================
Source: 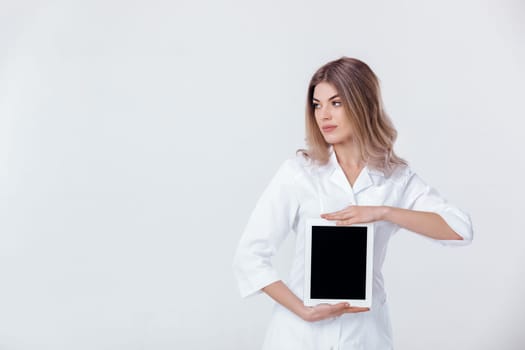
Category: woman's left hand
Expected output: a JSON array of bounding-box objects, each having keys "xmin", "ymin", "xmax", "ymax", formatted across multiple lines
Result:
[{"xmin": 321, "ymin": 205, "xmax": 388, "ymax": 225}]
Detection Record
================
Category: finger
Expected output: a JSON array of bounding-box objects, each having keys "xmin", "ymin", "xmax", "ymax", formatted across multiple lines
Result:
[
  {"xmin": 321, "ymin": 206, "xmax": 353, "ymax": 218},
  {"xmin": 336, "ymin": 218, "xmax": 357, "ymax": 226},
  {"xmin": 324, "ymin": 212, "xmax": 354, "ymax": 221},
  {"xmin": 321, "ymin": 208, "xmax": 346, "ymax": 216},
  {"xmin": 322, "ymin": 209, "xmax": 350, "ymax": 217},
  {"xmin": 343, "ymin": 307, "xmax": 370, "ymax": 313},
  {"xmin": 328, "ymin": 303, "xmax": 348, "ymax": 314},
  {"xmin": 324, "ymin": 216, "xmax": 348, "ymax": 222},
  {"xmin": 321, "ymin": 213, "xmax": 339, "ymax": 220},
  {"xmin": 336, "ymin": 301, "xmax": 348, "ymax": 306},
  {"xmin": 334, "ymin": 304, "xmax": 364, "ymax": 318},
  {"xmin": 321, "ymin": 213, "xmax": 342, "ymax": 219},
  {"xmin": 329, "ymin": 303, "xmax": 350, "ymax": 317}
]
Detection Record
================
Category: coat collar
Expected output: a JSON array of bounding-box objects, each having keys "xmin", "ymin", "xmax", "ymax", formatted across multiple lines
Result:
[{"xmin": 326, "ymin": 148, "xmax": 384, "ymax": 195}]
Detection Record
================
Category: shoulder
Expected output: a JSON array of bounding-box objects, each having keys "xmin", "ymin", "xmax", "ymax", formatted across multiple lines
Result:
[
  {"xmin": 382, "ymin": 164, "xmax": 418, "ymax": 187},
  {"xmin": 270, "ymin": 151, "xmax": 322, "ymax": 185},
  {"xmin": 276, "ymin": 153, "xmax": 312, "ymax": 178}
]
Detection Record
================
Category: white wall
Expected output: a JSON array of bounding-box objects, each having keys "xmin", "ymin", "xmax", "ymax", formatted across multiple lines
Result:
[{"xmin": 2, "ymin": 0, "xmax": 524, "ymax": 349}]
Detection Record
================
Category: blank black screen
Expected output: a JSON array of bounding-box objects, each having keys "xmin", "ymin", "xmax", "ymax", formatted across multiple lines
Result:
[{"xmin": 310, "ymin": 225, "xmax": 367, "ymax": 299}]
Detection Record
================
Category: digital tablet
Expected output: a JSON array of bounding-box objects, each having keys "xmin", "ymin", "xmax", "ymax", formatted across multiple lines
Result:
[{"xmin": 304, "ymin": 219, "xmax": 374, "ymax": 307}]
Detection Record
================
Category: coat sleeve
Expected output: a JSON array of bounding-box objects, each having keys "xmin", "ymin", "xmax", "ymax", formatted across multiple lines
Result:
[
  {"xmin": 398, "ymin": 169, "xmax": 473, "ymax": 247},
  {"xmin": 232, "ymin": 159, "xmax": 301, "ymax": 298}
]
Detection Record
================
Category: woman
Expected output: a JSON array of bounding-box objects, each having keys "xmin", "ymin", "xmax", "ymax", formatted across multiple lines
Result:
[{"xmin": 233, "ymin": 57, "xmax": 473, "ymax": 349}]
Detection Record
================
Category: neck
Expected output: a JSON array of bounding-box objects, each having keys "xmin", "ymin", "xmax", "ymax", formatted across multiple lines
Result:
[{"xmin": 333, "ymin": 142, "xmax": 363, "ymax": 169}]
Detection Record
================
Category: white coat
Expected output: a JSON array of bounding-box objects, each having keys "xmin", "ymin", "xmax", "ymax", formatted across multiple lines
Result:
[{"xmin": 233, "ymin": 149, "xmax": 473, "ymax": 350}]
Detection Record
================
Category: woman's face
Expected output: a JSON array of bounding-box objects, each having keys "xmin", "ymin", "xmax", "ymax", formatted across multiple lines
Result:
[{"xmin": 313, "ymin": 81, "xmax": 353, "ymax": 145}]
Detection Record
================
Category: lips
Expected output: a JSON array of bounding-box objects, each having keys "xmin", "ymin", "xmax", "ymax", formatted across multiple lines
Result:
[{"xmin": 322, "ymin": 125, "xmax": 337, "ymax": 132}]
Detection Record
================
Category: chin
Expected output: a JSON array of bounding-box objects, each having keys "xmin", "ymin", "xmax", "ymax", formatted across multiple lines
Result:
[
  {"xmin": 323, "ymin": 136, "xmax": 343, "ymax": 144},
  {"xmin": 322, "ymin": 133, "xmax": 353, "ymax": 145}
]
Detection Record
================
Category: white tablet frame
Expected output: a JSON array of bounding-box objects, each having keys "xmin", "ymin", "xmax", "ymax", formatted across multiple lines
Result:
[{"xmin": 304, "ymin": 218, "xmax": 374, "ymax": 307}]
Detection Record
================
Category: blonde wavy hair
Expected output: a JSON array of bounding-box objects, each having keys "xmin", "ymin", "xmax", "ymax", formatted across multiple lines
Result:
[{"xmin": 299, "ymin": 57, "xmax": 407, "ymax": 174}]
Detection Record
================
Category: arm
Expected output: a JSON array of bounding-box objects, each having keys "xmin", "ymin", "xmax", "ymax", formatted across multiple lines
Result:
[
  {"xmin": 232, "ymin": 160, "xmax": 299, "ymax": 298},
  {"xmin": 262, "ymin": 280, "xmax": 369, "ymax": 322},
  {"xmin": 321, "ymin": 206, "xmax": 462, "ymax": 240},
  {"xmin": 321, "ymin": 171, "xmax": 473, "ymax": 244},
  {"xmin": 383, "ymin": 206, "xmax": 463, "ymax": 240}
]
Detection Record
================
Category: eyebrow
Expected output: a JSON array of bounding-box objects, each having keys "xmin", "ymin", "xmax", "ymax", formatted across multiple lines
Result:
[{"xmin": 312, "ymin": 94, "xmax": 339, "ymax": 102}]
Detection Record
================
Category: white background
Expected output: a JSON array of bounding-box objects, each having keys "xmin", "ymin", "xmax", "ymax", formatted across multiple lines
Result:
[{"xmin": 2, "ymin": 0, "xmax": 524, "ymax": 349}]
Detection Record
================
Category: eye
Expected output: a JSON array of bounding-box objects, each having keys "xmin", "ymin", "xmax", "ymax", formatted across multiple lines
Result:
[
  {"xmin": 312, "ymin": 103, "xmax": 320, "ymax": 109},
  {"xmin": 332, "ymin": 101, "xmax": 342, "ymax": 107}
]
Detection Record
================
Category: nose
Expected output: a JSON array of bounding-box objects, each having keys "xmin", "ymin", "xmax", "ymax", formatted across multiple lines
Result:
[{"xmin": 317, "ymin": 105, "xmax": 331, "ymax": 120}]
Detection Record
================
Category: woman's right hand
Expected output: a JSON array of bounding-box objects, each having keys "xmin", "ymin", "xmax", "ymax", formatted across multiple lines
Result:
[
  {"xmin": 262, "ymin": 281, "xmax": 370, "ymax": 323},
  {"xmin": 301, "ymin": 302, "xmax": 370, "ymax": 322}
]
